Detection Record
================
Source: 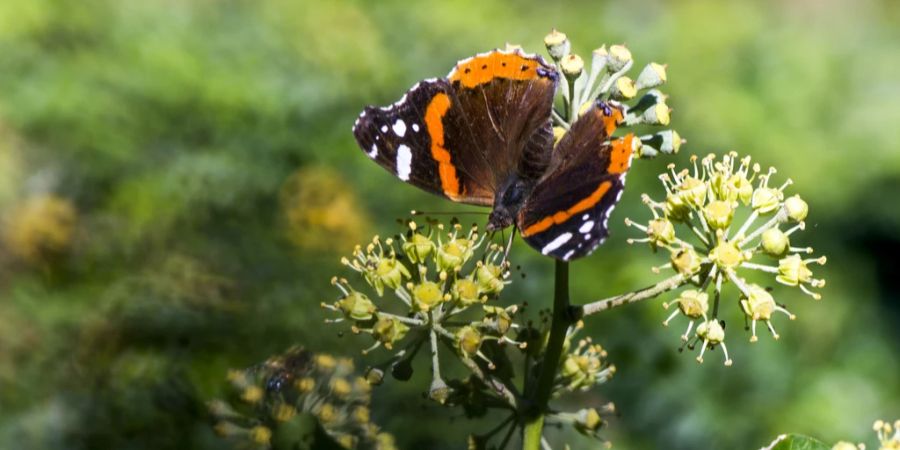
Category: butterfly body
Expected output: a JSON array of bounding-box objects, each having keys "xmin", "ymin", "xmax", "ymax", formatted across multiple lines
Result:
[{"xmin": 353, "ymin": 49, "xmax": 635, "ymax": 261}]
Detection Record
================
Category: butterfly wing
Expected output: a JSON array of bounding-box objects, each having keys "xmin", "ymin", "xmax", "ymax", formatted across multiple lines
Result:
[
  {"xmin": 352, "ymin": 49, "xmax": 558, "ymax": 207},
  {"xmin": 516, "ymin": 101, "xmax": 635, "ymax": 261}
]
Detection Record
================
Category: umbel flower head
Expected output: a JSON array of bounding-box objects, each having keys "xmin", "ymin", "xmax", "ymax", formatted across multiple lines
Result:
[
  {"xmin": 626, "ymin": 152, "xmax": 827, "ymax": 365},
  {"xmin": 209, "ymin": 347, "xmax": 396, "ymax": 450}
]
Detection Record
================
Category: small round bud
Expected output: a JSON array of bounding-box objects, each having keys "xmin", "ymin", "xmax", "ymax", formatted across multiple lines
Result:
[
  {"xmin": 739, "ymin": 284, "xmax": 775, "ymax": 320},
  {"xmin": 574, "ymin": 408, "xmax": 604, "ymax": 435},
  {"xmin": 671, "ymin": 246, "xmax": 702, "ymax": 275},
  {"xmin": 372, "ymin": 316, "xmax": 409, "ymax": 348},
  {"xmin": 364, "ymin": 367, "xmax": 385, "ymax": 386},
  {"xmin": 696, "ymin": 319, "xmax": 725, "ymax": 343},
  {"xmin": 641, "ymin": 102, "xmax": 671, "ymax": 125},
  {"xmin": 647, "ymin": 217, "xmax": 676, "ymax": 248},
  {"xmin": 751, "ymin": 187, "xmax": 783, "ymax": 214},
  {"xmin": 703, "ymin": 200, "xmax": 734, "ymax": 229},
  {"xmin": 607, "ymin": 44, "xmax": 632, "ymax": 71},
  {"xmin": 412, "ymin": 281, "xmax": 444, "ymax": 312},
  {"xmin": 678, "ymin": 176, "xmax": 707, "ymax": 208},
  {"xmin": 777, "ymin": 254, "xmax": 813, "ymax": 286},
  {"xmin": 761, "ymin": 228, "xmax": 790, "ymax": 257},
  {"xmin": 456, "ymin": 325, "xmax": 482, "ymax": 357},
  {"xmin": 337, "ymin": 291, "xmax": 377, "ymax": 321},
  {"xmin": 561, "ymin": 54, "xmax": 584, "ymax": 78},
  {"xmin": 250, "ymin": 425, "xmax": 272, "ymax": 445},
  {"xmin": 402, "ymin": 232, "xmax": 434, "ymax": 263},
  {"xmin": 710, "ymin": 240, "xmax": 744, "ymax": 270},
  {"xmin": 635, "ymin": 62, "xmax": 667, "ymax": 90},
  {"xmin": 675, "ymin": 289, "xmax": 709, "ymax": 319},
  {"xmin": 590, "ymin": 46, "xmax": 609, "ymax": 71},
  {"xmin": 544, "ymin": 29, "xmax": 570, "ymax": 60},
  {"xmin": 611, "ymin": 76, "xmax": 637, "ymax": 99},
  {"xmin": 783, "ymin": 195, "xmax": 808, "ymax": 222},
  {"xmin": 476, "ymin": 262, "xmax": 505, "ymax": 294}
]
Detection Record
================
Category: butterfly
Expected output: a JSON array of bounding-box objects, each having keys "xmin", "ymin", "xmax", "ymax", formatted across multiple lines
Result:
[{"xmin": 352, "ymin": 48, "xmax": 635, "ymax": 261}]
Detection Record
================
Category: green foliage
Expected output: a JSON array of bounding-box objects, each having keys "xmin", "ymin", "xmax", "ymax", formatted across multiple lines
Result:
[{"xmin": 765, "ymin": 435, "xmax": 830, "ymax": 450}]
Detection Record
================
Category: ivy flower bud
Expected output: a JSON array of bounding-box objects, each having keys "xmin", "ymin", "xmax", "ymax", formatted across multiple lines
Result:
[
  {"xmin": 674, "ymin": 289, "xmax": 709, "ymax": 319},
  {"xmin": 364, "ymin": 367, "xmax": 384, "ymax": 386},
  {"xmin": 372, "ymin": 258, "xmax": 410, "ymax": 295},
  {"xmin": 709, "ymin": 240, "xmax": 744, "ymax": 270},
  {"xmin": 776, "ymin": 254, "xmax": 813, "ymax": 287},
  {"xmin": 574, "ymin": 408, "xmax": 604, "ymax": 436},
  {"xmin": 678, "ymin": 176, "xmax": 707, "ymax": 208},
  {"xmin": 635, "ymin": 62, "xmax": 667, "ymax": 90},
  {"xmin": 250, "ymin": 425, "xmax": 272, "ymax": 445},
  {"xmin": 831, "ymin": 442, "xmax": 859, "ymax": 450},
  {"xmin": 647, "ymin": 217, "xmax": 676, "ymax": 248},
  {"xmin": 607, "ymin": 44, "xmax": 632, "ymax": 71},
  {"xmin": 641, "ymin": 102, "xmax": 671, "ymax": 125},
  {"xmin": 482, "ymin": 305, "xmax": 514, "ymax": 335},
  {"xmin": 452, "ymin": 278, "xmax": 482, "ymax": 306},
  {"xmin": 761, "ymin": 228, "xmax": 789, "ymax": 257},
  {"xmin": 402, "ymin": 232, "xmax": 434, "ymax": 264},
  {"xmin": 695, "ymin": 319, "xmax": 729, "ymax": 365},
  {"xmin": 590, "ymin": 46, "xmax": 609, "ymax": 74},
  {"xmin": 611, "ymin": 76, "xmax": 637, "ymax": 99},
  {"xmin": 561, "ymin": 54, "xmax": 584, "ymax": 78},
  {"xmin": 337, "ymin": 291, "xmax": 377, "ymax": 321},
  {"xmin": 783, "ymin": 195, "xmax": 808, "ymax": 222},
  {"xmin": 412, "ymin": 281, "xmax": 444, "ymax": 312},
  {"xmin": 665, "ymin": 192, "xmax": 691, "ymax": 222},
  {"xmin": 372, "ymin": 316, "xmax": 409, "ymax": 349},
  {"xmin": 544, "ymin": 29, "xmax": 570, "ymax": 60},
  {"xmin": 475, "ymin": 262, "xmax": 505, "ymax": 294},
  {"xmin": 456, "ymin": 325, "xmax": 482, "ymax": 357},
  {"xmin": 703, "ymin": 200, "xmax": 734, "ymax": 229},
  {"xmin": 751, "ymin": 187, "xmax": 783, "ymax": 214},
  {"xmin": 437, "ymin": 237, "xmax": 474, "ymax": 272},
  {"xmin": 740, "ymin": 284, "xmax": 775, "ymax": 321},
  {"xmin": 671, "ymin": 246, "xmax": 702, "ymax": 276}
]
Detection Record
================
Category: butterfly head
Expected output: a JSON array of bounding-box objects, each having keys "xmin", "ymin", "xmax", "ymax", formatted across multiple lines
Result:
[{"xmin": 487, "ymin": 175, "xmax": 534, "ymax": 232}]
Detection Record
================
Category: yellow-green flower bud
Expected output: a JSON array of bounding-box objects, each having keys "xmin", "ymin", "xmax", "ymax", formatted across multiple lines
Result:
[
  {"xmin": 739, "ymin": 284, "xmax": 775, "ymax": 320},
  {"xmin": 364, "ymin": 367, "xmax": 384, "ymax": 386},
  {"xmin": 710, "ymin": 240, "xmax": 744, "ymax": 270},
  {"xmin": 574, "ymin": 408, "xmax": 604, "ymax": 436},
  {"xmin": 337, "ymin": 291, "xmax": 377, "ymax": 321},
  {"xmin": 678, "ymin": 176, "xmax": 707, "ymax": 208},
  {"xmin": 641, "ymin": 102, "xmax": 671, "ymax": 125},
  {"xmin": 372, "ymin": 316, "xmax": 409, "ymax": 349},
  {"xmin": 372, "ymin": 258, "xmax": 410, "ymax": 295},
  {"xmin": 412, "ymin": 281, "xmax": 444, "ymax": 312},
  {"xmin": 675, "ymin": 289, "xmax": 709, "ymax": 319},
  {"xmin": 696, "ymin": 319, "xmax": 725, "ymax": 344},
  {"xmin": 561, "ymin": 54, "xmax": 584, "ymax": 78},
  {"xmin": 250, "ymin": 425, "xmax": 272, "ymax": 445},
  {"xmin": 544, "ymin": 29, "xmax": 570, "ymax": 60},
  {"xmin": 482, "ymin": 305, "xmax": 513, "ymax": 335},
  {"xmin": 403, "ymin": 232, "xmax": 434, "ymax": 264},
  {"xmin": 607, "ymin": 44, "xmax": 632, "ymax": 71},
  {"xmin": 611, "ymin": 76, "xmax": 637, "ymax": 99},
  {"xmin": 783, "ymin": 195, "xmax": 808, "ymax": 222},
  {"xmin": 456, "ymin": 325, "xmax": 482, "ymax": 357},
  {"xmin": 776, "ymin": 254, "xmax": 813, "ymax": 286},
  {"xmin": 671, "ymin": 246, "xmax": 702, "ymax": 275},
  {"xmin": 831, "ymin": 442, "xmax": 859, "ymax": 450},
  {"xmin": 751, "ymin": 187, "xmax": 783, "ymax": 214},
  {"xmin": 635, "ymin": 62, "xmax": 667, "ymax": 90},
  {"xmin": 703, "ymin": 200, "xmax": 734, "ymax": 229},
  {"xmin": 761, "ymin": 228, "xmax": 790, "ymax": 257},
  {"xmin": 475, "ymin": 262, "xmax": 505, "ymax": 294},
  {"xmin": 647, "ymin": 217, "xmax": 676, "ymax": 248},
  {"xmin": 452, "ymin": 278, "xmax": 482, "ymax": 306},
  {"xmin": 437, "ymin": 238, "xmax": 473, "ymax": 271}
]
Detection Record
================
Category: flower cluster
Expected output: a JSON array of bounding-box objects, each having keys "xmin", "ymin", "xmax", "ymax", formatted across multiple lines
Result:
[
  {"xmin": 209, "ymin": 347, "xmax": 396, "ymax": 450},
  {"xmin": 832, "ymin": 419, "xmax": 900, "ymax": 450},
  {"xmin": 626, "ymin": 152, "xmax": 827, "ymax": 364},
  {"xmin": 542, "ymin": 30, "xmax": 682, "ymax": 159},
  {"xmin": 556, "ymin": 321, "xmax": 616, "ymax": 395},
  {"xmin": 323, "ymin": 220, "xmax": 523, "ymax": 401}
]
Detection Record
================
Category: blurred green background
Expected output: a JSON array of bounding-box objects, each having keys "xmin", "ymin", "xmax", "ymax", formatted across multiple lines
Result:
[{"xmin": 0, "ymin": 0, "xmax": 898, "ymax": 449}]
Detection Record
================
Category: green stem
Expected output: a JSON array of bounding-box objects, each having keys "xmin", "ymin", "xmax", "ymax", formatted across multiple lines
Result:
[{"xmin": 522, "ymin": 260, "xmax": 570, "ymax": 450}]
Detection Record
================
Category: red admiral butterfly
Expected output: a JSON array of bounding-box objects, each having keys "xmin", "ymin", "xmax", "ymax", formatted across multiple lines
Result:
[{"xmin": 353, "ymin": 48, "xmax": 635, "ymax": 261}]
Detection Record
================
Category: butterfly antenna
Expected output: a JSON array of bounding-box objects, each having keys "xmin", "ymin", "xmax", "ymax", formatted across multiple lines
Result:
[
  {"xmin": 411, "ymin": 209, "xmax": 488, "ymax": 217},
  {"xmin": 502, "ymin": 228, "xmax": 515, "ymax": 265}
]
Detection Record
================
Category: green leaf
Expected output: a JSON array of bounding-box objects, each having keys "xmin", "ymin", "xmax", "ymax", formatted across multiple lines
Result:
[{"xmin": 761, "ymin": 434, "xmax": 830, "ymax": 450}]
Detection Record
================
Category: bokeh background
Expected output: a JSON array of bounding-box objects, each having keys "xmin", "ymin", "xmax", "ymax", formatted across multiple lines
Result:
[{"xmin": 0, "ymin": 0, "xmax": 898, "ymax": 449}]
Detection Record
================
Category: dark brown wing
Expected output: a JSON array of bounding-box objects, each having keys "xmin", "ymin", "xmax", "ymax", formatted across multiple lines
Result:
[
  {"xmin": 516, "ymin": 101, "xmax": 635, "ymax": 261},
  {"xmin": 352, "ymin": 49, "xmax": 558, "ymax": 206}
]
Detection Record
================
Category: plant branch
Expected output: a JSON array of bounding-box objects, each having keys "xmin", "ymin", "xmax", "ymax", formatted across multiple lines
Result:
[
  {"xmin": 434, "ymin": 324, "xmax": 520, "ymax": 410},
  {"xmin": 579, "ymin": 273, "xmax": 687, "ymax": 317},
  {"xmin": 523, "ymin": 260, "xmax": 571, "ymax": 450}
]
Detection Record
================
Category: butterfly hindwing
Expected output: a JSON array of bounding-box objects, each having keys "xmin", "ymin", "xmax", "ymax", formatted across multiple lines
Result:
[{"xmin": 517, "ymin": 101, "xmax": 635, "ymax": 261}]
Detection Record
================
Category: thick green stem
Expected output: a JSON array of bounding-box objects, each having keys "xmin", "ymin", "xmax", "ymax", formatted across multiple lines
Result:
[{"xmin": 522, "ymin": 260, "xmax": 570, "ymax": 450}]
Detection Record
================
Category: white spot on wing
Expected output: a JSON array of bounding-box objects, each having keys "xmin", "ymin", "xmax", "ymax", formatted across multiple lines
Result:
[
  {"xmin": 412, "ymin": 123, "xmax": 420, "ymax": 132},
  {"xmin": 563, "ymin": 250, "xmax": 575, "ymax": 260},
  {"xmin": 368, "ymin": 144, "xmax": 378, "ymax": 159},
  {"xmin": 380, "ymin": 125, "xmax": 388, "ymax": 133},
  {"xmin": 541, "ymin": 232, "xmax": 572, "ymax": 255},
  {"xmin": 396, "ymin": 145, "xmax": 412, "ymax": 181},
  {"xmin": 582, "ymin": 214, "xmax": 589, "ymax": 220},
  {"xmin": 392, "ymin": 119, "xmax": 407, "ymax": 137},
  {"xmin": 579, "ymin": 221, "xmax": 594, "ymax": 233}
]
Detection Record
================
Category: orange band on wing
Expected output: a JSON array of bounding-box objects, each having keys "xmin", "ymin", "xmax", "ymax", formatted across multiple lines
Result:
[
  {"xmin": 424, "ymin": 92, "xmax": 462, "ymax": 199},
  {"xmin": 449, "ymin": 52, "xmax": 541, "ymax": 88},
  {"xmin": 601, "ymin": 108, "xmax": 624, "ymax": 136},
  {"xmin": 521, "ymin": 181, "xmax": 613, "ymax": 237},
  {"xmin": 607, "ymin": 133, "xmax": 635, "ymax": 175}
]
